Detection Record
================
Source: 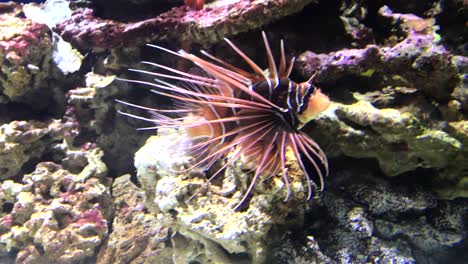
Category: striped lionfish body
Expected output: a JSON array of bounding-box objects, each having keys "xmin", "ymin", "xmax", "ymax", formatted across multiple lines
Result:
[{"xmin": 118, "ymin": 32, "xmax": 330, "ymax": 210}]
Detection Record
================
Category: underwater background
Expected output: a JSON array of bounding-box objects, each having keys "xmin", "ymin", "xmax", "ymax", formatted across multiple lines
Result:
[{"xmin": 0, "ymin": 0, "xmax": 466, "ymax": 263}]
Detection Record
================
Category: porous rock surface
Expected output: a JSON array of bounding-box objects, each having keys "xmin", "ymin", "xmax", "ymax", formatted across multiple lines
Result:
[
  {"xmin": 133, "ymin": 128, "xmax": 313, "ymax": 263},
  {"xmin": 271, "ymin": 164, "xmax": 466, "ymax": 264},
  {"xmin": 56, "ymin": 0, "xmax": 317, "ymax": 49},
  {"xmin": 0, "ymin": 120, "xmax": 65, "ymax": 180},
  {"xmin": 0, "ymin": 13, "xmax": 52, "ymax": 101},
  {"xmin": 0, "ymin": 147, "xmax": 112, "ymax": 263},
  {"xmin": 0, "ymin": 0, "xmax": 466, "ymax": 263},
  {"xmin": 298, "ymin": 5, "xmax": 467, "ymax": 199},
  {"xmin": 97, "ymin": 175, "xmax": 172, "ymax": 264}
]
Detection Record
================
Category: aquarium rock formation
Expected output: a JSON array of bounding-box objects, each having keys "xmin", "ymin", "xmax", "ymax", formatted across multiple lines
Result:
[
  {"xmin": 0, "ymin": 0, "xmax": 466, "ymax": 263},
  {"xmin": 132, "ymin": 128, "xmax": 312, "ymax": 263},
  {"xmin": 55, "ymin": 0, "xmax": 318, "ymax": 49},
  {"xmin": 0, "ymin": 147, "xmax": 112, "ymax": 263},
  {"xmin": 0, "ymin": 13, "xmax": 52, "ymax": 102},
  {"xmin": 296, "ymin": 5, "xmax": 467, "ymax": 200}
]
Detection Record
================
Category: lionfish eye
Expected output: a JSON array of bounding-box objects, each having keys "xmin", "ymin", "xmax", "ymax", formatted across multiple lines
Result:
[{"xmin": 118, "ymin": 32, "xmax": 330, "ymax": 210}]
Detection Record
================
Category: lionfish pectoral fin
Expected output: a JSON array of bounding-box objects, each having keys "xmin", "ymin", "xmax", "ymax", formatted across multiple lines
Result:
[
  {"xmin": 296, "ymin": 141, "xmax": 326, "ymax": 192},
  {"xmin": 233, "ymin": 132, "xmax": 279, "ymax": 211},
  {"xmin": 279, "ymin": 131, "xmax": 292, "ymax": 202}
]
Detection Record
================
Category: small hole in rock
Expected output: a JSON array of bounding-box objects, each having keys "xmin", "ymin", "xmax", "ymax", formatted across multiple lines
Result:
[{"xmin": 2, "ymin": 203, "xmax": 14, "ymax": 214}]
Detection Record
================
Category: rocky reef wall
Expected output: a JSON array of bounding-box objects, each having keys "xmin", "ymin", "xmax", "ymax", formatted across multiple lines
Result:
[{"xmin": 0, "ymin": 0, "xmax": 466, "ymax": 263}]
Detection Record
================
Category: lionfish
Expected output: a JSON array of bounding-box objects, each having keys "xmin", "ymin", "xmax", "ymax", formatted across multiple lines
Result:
[{"xmin": 118, "ymin": 32, "xmax": 330, "ymax": 210}]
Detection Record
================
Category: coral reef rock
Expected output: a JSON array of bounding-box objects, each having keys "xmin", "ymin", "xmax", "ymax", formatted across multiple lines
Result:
[
  {"xmin": 134, "ymin": 128, "xmax": 313, "ymax": 264},
  {"xmin": 0, "ymin": 13, "xmax": 52, "ymax": 102},
  {"xmin": 315, "ymin": 101, "xmax": 463, "ymax": 176},
  {"xmin": 67, "ymin": 72, "xmax": 146, "ymax": 176},
  {"xmin": 0, "ymin": 148, "xmax": 112, "ymax": 263},
  {"xmin": 97, "ymin": 174, "xmax": 172, "ymax": 264},
  {"xmin": 0, "ymin": 120, "xmax": 66, "ymax": 180},
  {"xmin": 0, "ymin": 0, "xmax": 466, "ymax": 263},
  {"xmin": 297, "ymin": 6, "xmax": 467, "ymax": 199},
  {"xmin": 317, "ymin": 168, "xmax": 465, "ymax": 264},
  {"xmin": 56, "ymin": 0, "xmax": 318, "ymax": 49},
  {"xmin": 268, "ymin": 165, "xmax": 466, "ymax": 264}
]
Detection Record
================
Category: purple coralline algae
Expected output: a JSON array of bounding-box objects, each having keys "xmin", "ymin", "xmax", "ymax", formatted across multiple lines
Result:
[
  {"xmin": 298, "ymin": 6, "xmax": 458, "ymax": 102},
  {"xmin": 55, "ymin": 0, "xmax": 317, "ymax": 49}
]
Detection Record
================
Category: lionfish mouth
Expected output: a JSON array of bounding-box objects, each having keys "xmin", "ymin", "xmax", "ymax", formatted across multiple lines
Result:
[{"xmin": 118, "ymin": 32, "xmax": 330, "ymax": 210}]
